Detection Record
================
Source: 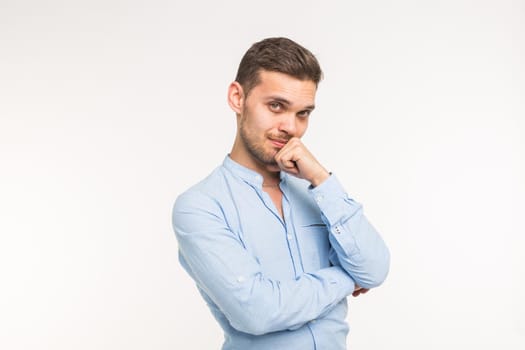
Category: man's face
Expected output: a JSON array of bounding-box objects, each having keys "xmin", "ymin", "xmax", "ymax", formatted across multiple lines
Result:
[{"xmin": 237, "ymin": 70, "xmax": 317, "ymax": 171}]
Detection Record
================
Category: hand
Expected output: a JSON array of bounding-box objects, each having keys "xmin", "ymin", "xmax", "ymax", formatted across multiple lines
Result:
[
  {"xmin": 274, "ymin": 137, "xmax": 330, "ymax": 187},
  {"xmin": 352, "ymin": 285, "xmax": 370, "ymax": 297}
]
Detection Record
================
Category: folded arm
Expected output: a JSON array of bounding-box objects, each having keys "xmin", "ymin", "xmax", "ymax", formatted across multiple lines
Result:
[{"xmin": 173, "ymin": 191, "xmax": 355, "ymax": 336}]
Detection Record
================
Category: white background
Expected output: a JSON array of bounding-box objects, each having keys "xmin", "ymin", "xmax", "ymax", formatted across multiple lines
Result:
[{"xmin": 1, "ymin": 1, "xmax": 524, "ymax": 349}]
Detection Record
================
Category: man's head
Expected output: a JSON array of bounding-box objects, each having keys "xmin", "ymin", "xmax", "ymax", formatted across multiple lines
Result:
[
  {"xmin": 234, "ymin": 37, "xmax": 323, "ymax": 98},
  {"xmin": 228, "ymin": 38, "xmax": 322, "ymax": 174}
]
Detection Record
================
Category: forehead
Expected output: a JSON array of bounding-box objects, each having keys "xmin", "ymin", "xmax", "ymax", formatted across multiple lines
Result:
[{"xmin": 249, "ymin": 70, "xmax": 317, "ymax": 105}]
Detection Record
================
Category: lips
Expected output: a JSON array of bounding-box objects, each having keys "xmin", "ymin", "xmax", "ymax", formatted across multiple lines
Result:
[{"xmin": 269, "ymin": 138, "xmax": 288, "ymax": 148}]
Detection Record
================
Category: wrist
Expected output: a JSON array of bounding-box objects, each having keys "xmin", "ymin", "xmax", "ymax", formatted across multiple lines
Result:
[{"xmin": 309, "ymin": 170, "xmax": 330, "ymax": 187}]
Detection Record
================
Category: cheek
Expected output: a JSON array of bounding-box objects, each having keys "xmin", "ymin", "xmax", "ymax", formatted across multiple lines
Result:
[
  {"xmin": 247, "ymin": 119, "xmax": 269, "ymax": 137},
  {"xmin": 242, "ymin": 115, "xmax": 270, "ymax": 142},
  {"xmin": 296, "ymin": 120, "xmax": 309, "ymax": 137},
  {"xmin": 250, "ymin": 111, "xmax": 275, "ymax": 133}
]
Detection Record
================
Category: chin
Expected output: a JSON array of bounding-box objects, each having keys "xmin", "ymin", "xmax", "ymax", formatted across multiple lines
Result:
[{"xmin": 264, "ymin": 163, "xmax": 281, "ymax": 173}]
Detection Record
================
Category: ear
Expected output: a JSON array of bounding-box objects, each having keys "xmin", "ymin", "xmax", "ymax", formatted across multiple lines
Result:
[{"xmin": 227, "ymin": 81, "xmax": 244, "ymax": 114}]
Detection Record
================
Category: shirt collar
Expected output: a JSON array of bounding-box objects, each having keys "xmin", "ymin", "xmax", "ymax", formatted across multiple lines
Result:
[{"xmin": 222, "ymin": 155, "xmax": 288, "ymax": 188}]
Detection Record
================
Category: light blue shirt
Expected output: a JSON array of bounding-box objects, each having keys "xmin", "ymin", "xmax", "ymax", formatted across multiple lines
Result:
[{"xmin": 172, "ymin": 156, "xmax": 390, "ymax": 350}]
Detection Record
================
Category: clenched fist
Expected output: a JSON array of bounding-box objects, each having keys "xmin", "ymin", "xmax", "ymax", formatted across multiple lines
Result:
[{"xmin": 274, "ymin": 137, "xmax": 330, "ymax": 187}]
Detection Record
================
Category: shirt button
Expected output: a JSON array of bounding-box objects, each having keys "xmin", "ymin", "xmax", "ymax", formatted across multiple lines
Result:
[
  {"xmin": 287, "ymin": 234, "xmax": 293, "ymax": 240},
  {"xmin": 315, "ymin": 195, "xmax": 324, "ymax": 203},
  {"xmin": 334, "ymin": 226, "xmax": 341, "ymax": 234},
  {"xmin": 237, "ymin": 276, "xmax": 245, "ymax": 283}
]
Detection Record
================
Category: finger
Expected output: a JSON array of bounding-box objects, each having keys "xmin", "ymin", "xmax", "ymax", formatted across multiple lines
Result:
[
  {"xmin": 275, "ymin": 149, "xmax": 298, "ymax": 170},
  {"xmin": 282, "ymin": 159, "xmax": 296, "ymax": 169},
  {"xmin": 352, "ymin": 287, "xmax": 371, "ymax": 297},
  {"xmin": 280, "ymin": 162, "xmax": 299, "ymax": 176},
  {"xmin": 275, "ymin": 145, "xmax": 296, "ymax": 163}
]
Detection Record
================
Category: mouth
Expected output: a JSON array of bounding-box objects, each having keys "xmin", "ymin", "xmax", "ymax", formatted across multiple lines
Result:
[{"xmin": 269, "ymin": 138, "xmax": 288, "ymax": 148}]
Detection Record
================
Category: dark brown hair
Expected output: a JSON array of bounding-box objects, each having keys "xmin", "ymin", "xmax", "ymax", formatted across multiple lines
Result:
[{"xmin": 235, "ymin": 37, "xmax": 323, "ymax": 97}]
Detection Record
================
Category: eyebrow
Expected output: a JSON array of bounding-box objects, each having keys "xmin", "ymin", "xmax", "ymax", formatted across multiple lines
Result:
[{"xmin": 267, "ymin": 96, "xmax": 316, "ymax": 111}]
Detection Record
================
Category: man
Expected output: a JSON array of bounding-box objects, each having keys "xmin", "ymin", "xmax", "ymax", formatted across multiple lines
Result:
[{"xmin": 172, "ymin": 37, "xmax": 390, "ymax": 350}]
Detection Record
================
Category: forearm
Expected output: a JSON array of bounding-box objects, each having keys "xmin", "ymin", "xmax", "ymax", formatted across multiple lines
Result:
[
  {"xmin": 310, "ymin": 175, "xmax": 390, "ymax": 288},
  {"xmin": 174, "ymin": 192, "xmax": 356, "ymax": 335},
  {"xmin": 181, "ymin": 249, "xmax": 354, "ymax": 335}
]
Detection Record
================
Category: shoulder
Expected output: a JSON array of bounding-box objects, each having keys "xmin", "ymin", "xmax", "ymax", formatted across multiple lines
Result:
[
  {"xmin": 172, "ymin": 166, "xmax": 237, "ymax": 236},
  {"xmin": 173, "ymin": 166, "xmax": 227, "ymax": 213}
]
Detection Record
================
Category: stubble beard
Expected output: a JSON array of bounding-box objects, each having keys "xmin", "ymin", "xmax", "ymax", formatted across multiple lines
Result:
[{"xmin": 239, "ymin": 118, "xmax": 279, "ymax": 167}]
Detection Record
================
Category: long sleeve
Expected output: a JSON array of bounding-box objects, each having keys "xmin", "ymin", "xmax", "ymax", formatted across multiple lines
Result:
[
  {"xmin": 309, "ymin": 175, "xmax": 390, "ymax": 289},
  {"xmin": 172, "ymin": 190, "xmax": 355, "ymax": 336}
]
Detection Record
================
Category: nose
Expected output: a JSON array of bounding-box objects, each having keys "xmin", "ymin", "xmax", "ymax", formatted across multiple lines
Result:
[{"xmin": 277, "ymin": 113, "xmax": 297, "ymax": 136}]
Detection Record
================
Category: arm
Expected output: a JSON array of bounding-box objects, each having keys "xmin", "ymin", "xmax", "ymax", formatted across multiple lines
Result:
[
  {"xmin": 274, "ymin": 138, "xmax": 390, "ymax": 289},
  {"xmin": 310, "ymin": 175, "xmax": 390, "ymax": 289},
  {"xmin": 173, "ymin": 191, "xmax": 355, "ymax": 336}
]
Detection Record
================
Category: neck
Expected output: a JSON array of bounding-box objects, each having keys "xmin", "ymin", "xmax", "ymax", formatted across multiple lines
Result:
[
  {"xmin": 230, "ymin": 138, "xmax": 281, "ymax": 187},
  {"xmin": 262, "ymin": 179, "xmax": 280, "ymax": 188}
]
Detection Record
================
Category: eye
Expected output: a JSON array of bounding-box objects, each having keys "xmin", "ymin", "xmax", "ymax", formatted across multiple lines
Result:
[
  {"xmin": 269, "ymin": 102, "xmax": 282, "ymax": 112},
  {"xmin": 297, "ymin": 110, "xmax": 311, "ymax": 118}
]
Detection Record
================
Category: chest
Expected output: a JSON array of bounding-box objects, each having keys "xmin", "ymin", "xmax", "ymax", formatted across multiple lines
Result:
[
  {"xmin": 262, "ymin": 186, "xmax": 284, "ymax": 219},
  {"xmin": 226, "ymin": 186, "xmax": 331, "ymax": 280}
]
